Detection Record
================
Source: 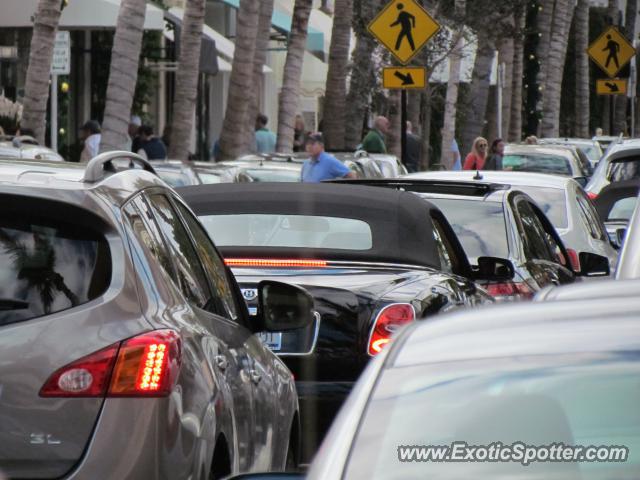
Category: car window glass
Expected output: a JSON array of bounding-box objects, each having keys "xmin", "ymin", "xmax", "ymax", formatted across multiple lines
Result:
[
  {"xmin": 608, "ymin": 197, "xmax": 637, "ymax": 221},
  {"xmin": 576, "ymin": 191, "xmax": 607, "ymax": 240},
  {"xmin": 511, "ymin": 186, "xmax": 568, "ymax": 229},
  {"xmin": 608, "ymin": 158, "xmax": 640, "ymax": 182},
  {"xmin": 503, "ymin": 154, "xmax": 572, "ymax": 176},
  {"xmin": 146, "ymin": 193, "xmax": 212, "ymax": 309},
  {"xmin": 431, "ymin": 220, "xmax": 454, "ymax": 274},
  {"xmin": 174, "ymin": 200, "xmax": 239, "ymax": 321},
  {"xmin": 515, "ymin": 199, "xmax": 556, "ymax": 262}
]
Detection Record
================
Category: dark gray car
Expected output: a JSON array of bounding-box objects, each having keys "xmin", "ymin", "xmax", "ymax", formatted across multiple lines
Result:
[{"xmin": 0, "ymin": 153, "xmax": 308, "ymax": 479}]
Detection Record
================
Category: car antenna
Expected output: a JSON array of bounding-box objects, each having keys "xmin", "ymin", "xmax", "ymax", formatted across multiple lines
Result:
[{"xmin": 473, "ymin": 170, "xmax": 483, "ymax": 180}]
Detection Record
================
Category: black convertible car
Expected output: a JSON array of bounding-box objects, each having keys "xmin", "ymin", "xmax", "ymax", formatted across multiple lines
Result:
[{"xmin": 178, "ymin": 183, "xmax": 508, "ymax": 461}]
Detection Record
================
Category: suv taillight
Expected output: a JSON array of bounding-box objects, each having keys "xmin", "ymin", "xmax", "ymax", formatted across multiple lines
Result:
[
  {"xmin": 368, "ymin": 304, "xmax": 415, "ymax": 356},
  {"xmin": 483, "ymin": 281, "xmax": 534, "ymax": 300},
  {"xmin": 40, "ymin": 330, "xmax": 181, "ymax": 398},
  {"xmin": 566, "ymin": 248, "xmax": 581, "ymax": 273},
  {"xmin": 587, "ymin": 192, "xmax": 598, "ymax": 201}
]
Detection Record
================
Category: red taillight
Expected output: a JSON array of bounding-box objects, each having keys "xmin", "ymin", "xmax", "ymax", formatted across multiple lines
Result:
[
  {"xmin": 587, "ymin": 191, "xmax": 598, "ymax": 201},
  {"xmin": 368, "ymin": 304, "xmax": 415, "ymax": 356},
  {"xmin": 225, "ymin": 258, "xmax": 328, "ymax": 268},
  {"xmin": 40, "ymin": 330, "xmax": 181, "ymax": 398},
  {"xmin": 484, "ymin": 282, "xmax": 534, "ymax": 300},
  {"xmin": 566, "ymin": 248, "xmax": 581, "ymax": 272}
]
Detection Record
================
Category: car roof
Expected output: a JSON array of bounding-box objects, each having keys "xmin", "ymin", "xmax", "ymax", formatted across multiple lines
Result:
[
  {"xmin": 505, "ymin": 144, "xmax": 577, "ymax": 159},
  {"xmin": 177, "ymin": 182, "xmax": 443, "ymax": 268},
  {"xmin": 391, "ymin": 295, "xmax": 640, "ymax": 368},
  {"xmin": 404, "ymin": 170, "xmax": 573, "ymax": 190}
]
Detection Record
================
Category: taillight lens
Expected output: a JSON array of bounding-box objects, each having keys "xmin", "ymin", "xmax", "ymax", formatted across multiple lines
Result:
[
  {"xmin": 368, "ymin": 304, "xmax": 415, "ymax": 356},
  {"xmin": 483, "ymin": 282, "xmax": 534, "ymax": 300},
  {"xmin": 40, "ymin": 330, "xmax": 181, "ymax": 398},
  {"xmin": 587, "ymin": 191, "xmax": 598, "ymax": 201},
  {"xmin": 566, "ymin": 248, "xmax": 581, "ymax": 272}
]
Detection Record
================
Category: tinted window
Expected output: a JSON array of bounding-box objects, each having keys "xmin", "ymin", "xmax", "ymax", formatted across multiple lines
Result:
[
  {"xmin": 244, "ymin": 169, "xmax": 301, "ymax": 182},
  {"xmin": 576, "ymin": 191, "xmax": 607, "ymax": 240},
  {"xmin": 199, "ymin": 214, "xmax": 373, "ymax": 250},
  {"xmin": 608, "ymin": 158, "xmax": 640, "ymax": 182},
  {"xmin": 426, "ymin": 198, "xmax": 509, "ymax": 261},
  {"xmin": 174, "ymin": 201, "xmax": 239, "ymax": 320},
  {"xmin": 345, "ymin": 356, "xmax": 640, "ymax": 480},
  {"xmin": 147, "ymin": 194, "xmax": 212, "ymax": 309},
  {"xmin": 0, "ymin": 215, "xmax": 111, "ymax": 326},
  {"xmin": 607, "ymin": 197, "xmax": 637, "ymax": 221},
  {"xmin": 512, "ymin": 186, "xmax": 568, "ymax": 229},
  {"xmin": 503, "ymin": 154, "xmax": 572, "ymax": 176},
  {"xmin": 515, "ymin": 200, "xmax": 556, "ymax": 262}
]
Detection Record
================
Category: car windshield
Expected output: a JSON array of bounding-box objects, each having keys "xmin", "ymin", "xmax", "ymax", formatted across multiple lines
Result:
[
  {"xmin": 0, "ymin": 215, "xmax": 111, "ymax": 326},
  {"xmin": 503, "ymin": 154, "xmax": 572, "ymax": 176},
  {"xmin": 608, "ymin": 158, "xmax": 640, "ymax": 183},
  {"xmin": 425, "ymin": 198, "xmax": 509, "ymax": 261},
  {"xmin": 198, "ymin": 214, "xmax": 373, "ymax": 250},
  {"xmin": 345, "ymin": 354, "xmax": 640, "ymax": 480},
  {"xmin": 510, "ymin": 186, "xmax": 568, "ymax": 229},
  {"xmin": 244, "ymin": 168, "xmax": 301, "ymax": 182}
]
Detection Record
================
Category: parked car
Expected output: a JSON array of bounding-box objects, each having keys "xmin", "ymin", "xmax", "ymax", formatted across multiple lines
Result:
[
  {"xmin": 302, "ymin": 287, "xmax": 640, "ymax": 480},
  {"xmin": 0, "ymin": 136, "xmax": 65, "ymax": 161},
  {"xmin": 503, "ymin": 144, "xmax": 591, "ymax": 186},
  {"xmin": 407, "ymin": 171, "xmax": 617, "ymax": 275},
  {"xmin": 152, "ymin": 160, "xmax": 202, "ymax": 187},
  {"xmin": 614, "ymin": 192, "xmax": 640, "ymax": 280},
  {"xmin": 338, "ymin": 178, "xmax": 610, "ymax": 300},
  {"xmin": 586, "ymin": 139, "xmax": 640, "ymax": 198},
  {"xmin": 0, "ymin": 153, "xmax": 310, "ymax": 479},
  {"xmin": 594, "ymin": 179, "xmax": 640, "ymax": 247},
  {"xmin": 353, "ymin": 150, "xmax": 408, "ymax": 177},
  {"xmin": 593, "ymin": 134, "xmax": 622, "ymax": 152},
  {"xmin": 177, "ymin": 182, "xmax": 507, "ymax": 462},
  {"xmin": 539, "ymin": 137, "xmax": 603, "ymax": 169},
  {"xmin": 191, "ymin": 161, "xmax": 247, "ymax": 184}
]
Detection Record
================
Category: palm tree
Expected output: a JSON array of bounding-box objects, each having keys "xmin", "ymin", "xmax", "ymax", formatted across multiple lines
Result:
[
  {"xmin": 244, "ymin": 0, "xmax": 275, "ymax": 152},
  {"xmin": 626, "ymin": 0, "xmax": 638, "ymax": 135},
  {"xmin": 323, "ymin": 0, "xmax": 353, "ymax": 151},
  {"xmin": 21, "ymin": 0, "xmax": 63, "ymax": 145},
  {"xmin": 574, "ymin": 0, "xmax": 590, "ymax": 138},
  {"xmin": 276, "ymin": 0, "xmax": 313, "ymax": 152},
  {"xmin": 509, "ymin": 5, "xmax": 526, "ymax": 141},
  {"xmin": 167, "ymin": 0, "xmax": 206, "ymax": 161},
  {"xmin": 499, "ymin": 33, "xmax": 514, "ymax": 141},
  {"xmin": 534, "ymin": 0, "xmax": 554, "ymax": 132},
  {"xmin": 219, "ymin": 0, "xmax": 260, "ymax": 160},
  {"xmin": 100, "ymin": 0, "xmax": 147, "ymax": 153}
]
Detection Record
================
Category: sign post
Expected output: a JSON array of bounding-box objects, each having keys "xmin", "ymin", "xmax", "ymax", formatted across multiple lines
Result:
[
  {"xmin": 368, "ymin": 0, "xmax": 440, "ymax": 167},
  {"xmin": 50, "ymin": 31, "xmax": 70, "ymax": 152}
]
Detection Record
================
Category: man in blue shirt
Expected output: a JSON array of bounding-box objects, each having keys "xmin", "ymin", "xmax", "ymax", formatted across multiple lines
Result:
[{"xmin": 301, "ymin": 133, "xmax": 357, "ymax": 183}]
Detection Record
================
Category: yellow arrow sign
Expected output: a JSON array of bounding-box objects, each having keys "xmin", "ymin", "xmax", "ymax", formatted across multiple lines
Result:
[
  {"xmin": 587, "ymin": 26, "xmax": 636, "ymax": 78},
  {"xmin": 596, "ymin": 78, "xmax": 628, "ymax": 95},
  {"xmin": 383, "ymin": 66, "xmax": 427, "ymax": 89},
  {"xmin": 368, "ymin": 0, "xmax": 441, "ymax": 65}
]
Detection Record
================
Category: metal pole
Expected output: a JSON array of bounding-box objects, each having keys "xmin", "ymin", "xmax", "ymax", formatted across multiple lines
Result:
[
  {"xmin": 51, "ymin": 74, "xmax": 58, "ymax": 152},
  {"xmin": 610, "ymin": 95, "xmax": 614, "ymax": 135},
  {"xmin": 401, "ymin": 89, "xmax": 407, "ymax": 166}
]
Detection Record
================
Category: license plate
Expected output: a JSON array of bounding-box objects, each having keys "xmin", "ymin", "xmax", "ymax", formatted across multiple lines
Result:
[
  {"xmin": 248, "ymin": 307, "xmax": 258, "ymax": 316},
  {"xmin": 257, "ymin": 332, "xmax": 282, "ymax": 351}
]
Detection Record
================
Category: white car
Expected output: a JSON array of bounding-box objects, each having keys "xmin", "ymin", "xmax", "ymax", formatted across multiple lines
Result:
[{"xmin": 586, "ymin": 139, "xmax": 640, "ymax": 198}]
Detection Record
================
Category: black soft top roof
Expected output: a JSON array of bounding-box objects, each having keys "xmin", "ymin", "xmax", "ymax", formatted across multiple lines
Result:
[
  {"xmin": 178, "ymin": 182, "xmax": 441, "ymax": 268},
  {"xmin": 594, "ymin": 179, "xmax": 640, "ymax": 220}
]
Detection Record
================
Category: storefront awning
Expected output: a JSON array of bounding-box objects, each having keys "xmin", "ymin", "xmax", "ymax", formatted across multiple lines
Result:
[{"xmin": 0, "ymin": 0, "xmax": 164, "ymax": 30}]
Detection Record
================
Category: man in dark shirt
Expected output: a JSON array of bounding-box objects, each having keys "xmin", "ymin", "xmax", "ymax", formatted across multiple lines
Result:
[
  {"xmin": 137, "ymin": 125, "xmax": 167, "ymax": 161},
  {"xmin": 405, "ymin": 121, "xmax": 423, "ymax": 173}
]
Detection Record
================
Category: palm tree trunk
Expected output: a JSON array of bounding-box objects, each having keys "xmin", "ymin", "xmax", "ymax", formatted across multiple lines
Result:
[
  {"xmin": 460, "ymin": 33, "xmax": 494, "ymax": 154},
  {"xmin": 540, "ymin": 0, "xmax": 575, "ymax": 137},
  {"xmin": 499, "ymin": 32, "xmax": 514, "ymax": 141},
  {"xmin": 167, "ymin": 0, "xmax": 205, "ymax": 161},
  {"xmin": 245, "ymin": 0, "xmax": 275, "ymax": 152},
  {"xmin": 509, "ymin": 6, "xmax": 526, "ymax": 141},
  {"xmin": 100, "ymin": 0, "xmax": 147, "ymax": 153},
  {"xmin": 535, "ymin": 0, "xmax": 555, "ymax": 133},
  {"xmin": 574, "ymin": 0, "xmax": 590, "ymax": 138},
  {"xmin": 420, "ymin": 88, "xmax": 432, "ymax": 170},
  {"xmin": 626, "ymin": 0, "xmax": 638, "ymax": 136},
  {"xmin": 21, "ymin": 0, "xmax": 63, "ymax": 145},
  {"xmin": 219, "ymin": 0, "xmax": 260, "ymax": 159},
  {"xmin": 276, "ymin": 0, "xmax": 313, "ymax": 152},
  {"xmin": 323, "ymin": 0, "xmax": 353, "ymax": 150}
]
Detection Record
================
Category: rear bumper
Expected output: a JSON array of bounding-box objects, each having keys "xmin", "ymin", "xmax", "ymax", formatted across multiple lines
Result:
[{"xmin": 295, "ymin": 381, "xmax": 355, "ymax": 463}]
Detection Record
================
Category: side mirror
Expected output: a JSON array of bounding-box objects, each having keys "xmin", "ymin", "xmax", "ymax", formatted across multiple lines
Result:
[
  {"xmin": 616, "ymin": 227, "xmax": 627, "ymax": 247},
  {"xmin": 578, "ymin": 252, "xmax": 610, "ymax": 277},
  {"xmin": 257, "ymin": 281, "xmax": 315, "ymax": 332},
  {"xmin": 473, "ymin": 257, "xmax": 515, "ymax": 282}
]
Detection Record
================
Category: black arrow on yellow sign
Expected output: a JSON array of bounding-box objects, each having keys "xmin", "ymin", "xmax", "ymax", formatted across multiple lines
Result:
[
  {"xmin": 394, "ymin": 71, "xmax": 415, "ymax": 86},
  {"xmin": 604, "ymin": 82, "xmax": 620, "ymax": 92}
]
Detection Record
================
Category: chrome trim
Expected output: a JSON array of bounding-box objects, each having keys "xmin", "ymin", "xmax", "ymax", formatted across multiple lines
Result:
[
  {"xmin": 366, "ymin": 302, "xmax": 417, "ymax": 357},
  {"xmin": 277, "ymin": 311, "xmax": 322, "ymax": 357}
]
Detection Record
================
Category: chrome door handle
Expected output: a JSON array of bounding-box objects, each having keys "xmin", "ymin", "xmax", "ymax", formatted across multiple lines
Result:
[
  {"xmin": 215, "ymin": 355, "xmax": 228, "ymax": 371},
  {"xmin": 249, "ymin": 369, "xmax": 262, "ymax": 385}
]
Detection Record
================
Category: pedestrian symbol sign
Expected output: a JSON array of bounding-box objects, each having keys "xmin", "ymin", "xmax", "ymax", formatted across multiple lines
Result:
[
  {"xmin": 587, "ymin": 27, "xmax": 636, "ymax": 78},
  {"xmin": 596, "ymin": 78, "xmax": 628, "ymax": 95},
  {"xmin": 368, "ymin": 0, "xmax": 441, "ymax": 65},
  {"xmin": 383, "ymin": 66, "xmax": 427, "ymax": 89}
]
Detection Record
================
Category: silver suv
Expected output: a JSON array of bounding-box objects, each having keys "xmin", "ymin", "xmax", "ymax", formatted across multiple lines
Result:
[{"xmin": 0, "ymin": 153, "xmax": 310, "ymax": 479}]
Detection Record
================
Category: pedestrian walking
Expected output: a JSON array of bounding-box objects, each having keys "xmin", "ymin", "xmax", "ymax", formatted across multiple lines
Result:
[
  {"xmin": 128, "ymin": 115, "xmax": 142, "ymax": 152},
  {"xmin": 405, "ymin": 121, "xmax": 423, "ymax": 173},
  {"xmin": 136, "ymin": 125, "xmax": 167, "ymax": 160},
  {"xmin": 301, "ymin": 133, "xmax": 357, "ymax": 183},
  {"xmin": 79, "ymin": 120, "xmax": 102, "ymax": 163},
  {"xmin": 361, "ymin": 116, "xmax": 390, "ymax": 154},
  {"xmin": 483, "ymin": 138, "xmax": 505, "ymax": 171},
  {"xmin": 463, "ymin": 137, "xmax": 488, "ymax": 170},
  {"xmin": 255, "ymin": 114, "xmax": 277, "ymax": 154},
  {"xmin": 293, "ymin": 114, "xmax": 307, "ymax": 152}
]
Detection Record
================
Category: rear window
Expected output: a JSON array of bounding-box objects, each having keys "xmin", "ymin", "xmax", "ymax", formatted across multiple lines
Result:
[
  {"xmin": 608, "ymin": 158, "xmax": 640, "ymax": 182},
  {"xmin": 607, "ymin": 197, "xmax": 637, "ymax": 221},
  {"xmin": 426, "ymin": 198, "xmax": 509, "ymax": 261},
  {"xmin": 156, "ymin": 169, "xmax": 193, "ymax": 187},
  {"xmin": 244, "ymin": 169, "xmax": 301, "ymax": 182},
  {"xmin": 511, "ymin": 186, "xmax": 568, "ymax": 229},
  {"xmin": 0, "ymin": 215, "xmax": 111, "ymax": 326},
  {"xmin": 199, "ymin": 214, "xmax": 373, "ymax": 250},
  {"xmin": 503, "ymin": 154, "xmax": 572, "ymax": 176}
]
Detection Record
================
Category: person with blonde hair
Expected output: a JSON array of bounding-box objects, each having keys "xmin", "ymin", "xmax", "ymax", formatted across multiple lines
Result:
[{"xmin": 463, "ymin": 136, "xmax": 488, "ymax": 170}]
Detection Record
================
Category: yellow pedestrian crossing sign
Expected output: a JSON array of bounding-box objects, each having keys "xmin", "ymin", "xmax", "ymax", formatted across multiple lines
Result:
[
  {"xmin": 368, "ymin": 0, "xmax": 441, "ymax": 65},
  {"xmin": 587, "ymin": 26, "xmax": 636, "ymax": 78}
]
